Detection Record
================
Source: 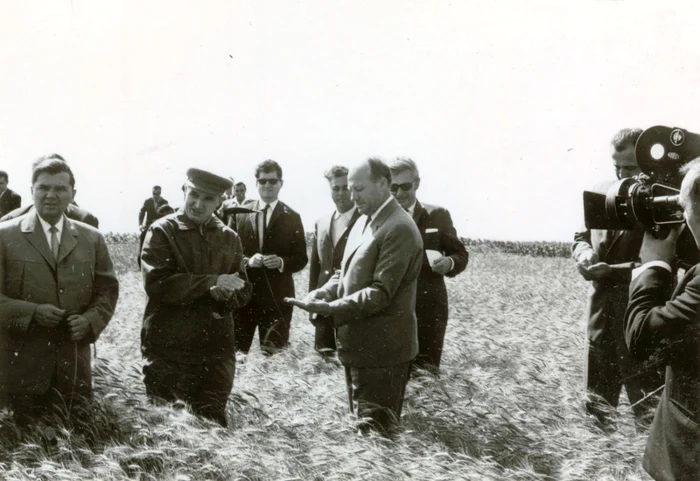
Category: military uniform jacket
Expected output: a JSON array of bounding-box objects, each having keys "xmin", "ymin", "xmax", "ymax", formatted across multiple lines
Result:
[{"xmin": 140, "ymin": 211, "xmax": 252, "ymax": 363}]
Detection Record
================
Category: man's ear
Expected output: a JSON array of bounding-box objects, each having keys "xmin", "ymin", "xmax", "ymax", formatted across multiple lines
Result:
[
  {"xmin": 71, "ymin": 188, "xmax": 77, "ymax": 203},
  {"xmin": 414, "ymin": 178, "xmax": 421, "ymax": 190},
  {"xmin": 279, "ymin": 179, "xmax": 284, "ymax": 188}
]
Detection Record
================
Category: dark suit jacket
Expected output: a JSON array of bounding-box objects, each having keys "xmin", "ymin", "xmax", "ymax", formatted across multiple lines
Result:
[
  {"xmin": 413, "ymin": 201, "xmax": 468, "ymax": 321},
  {"xmin": 317, "ymin": 198, "xmax": 423, "ymax": 368},
  {"xmin": 0, "ymin": 189, "xmax": 21, "ymax": 217},
  {"xmin": 572, "ymin": 223, "xmax": 643, "ymax": 343},
  {"xmin": 1, "ymin": 204, "xmax": 99, "ymax": 229},
  {"xmin": 626, "ymin": 265, "xmax": 700, "ymax": 481},
  {"xmin": 0, "ymin": 213, "xmax": 119, "ymax": 395},
  {"xmin": 139, "ymin": 197, "xmax": 169, "ymax": 228},
  {"xmin": 234, "ymin": 200, "xmax": 308, "ymax": 306}
]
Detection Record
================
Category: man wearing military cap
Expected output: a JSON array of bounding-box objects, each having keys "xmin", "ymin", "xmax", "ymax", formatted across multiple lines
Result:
[{"xmin": 140, "ymin": 167, "xmax": 252, "ymax": 426}]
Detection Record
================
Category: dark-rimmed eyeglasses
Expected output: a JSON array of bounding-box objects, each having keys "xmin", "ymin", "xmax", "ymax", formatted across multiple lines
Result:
[
  {"xmin": 390, "ymin": 182, "xmax": 414, "ymax": 193},
  {"xmin": 257, "ymin": 178, "xmax": 280, "ymax": 185}
]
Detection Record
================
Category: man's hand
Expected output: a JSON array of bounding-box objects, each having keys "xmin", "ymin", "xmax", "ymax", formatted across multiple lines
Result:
[
  {"xmin": 640, "ymin": 227, "xmax": 683, "ymax": 265},
  {"xmin": 262, "ymin": 255, "xmax": 282, "ymax": 270},
  {"xmin": 247, "ymin": 253, "xmax": 264, "ymax": 268},
  {"xmin": 284, "ymin": 297, "xmax": 331, "ymax": 316},
  {"xmin": 67, "ymin": 314, "xmax": 91, "ymax": 341},
  {"xmin": 576, "ymin": 250, "xmax": 601, "ymax": 280},
  {"xmin": 304, "ymin": 289, "xmax": 332, "ymax": 303},
  {"xmin": 431, "ymin": 257, "xmax": 453, "ymax": 276},
  {"xmin": 216, "ymin": 273, "xmax": 246, "ymax": 295},
  {"xmin": 34, "ymin": 304, "xmax": 66, "ymax": 328},
  {"xmin": 211, "ymin": 286, "xmax": 231, "ymax": 301},
  {"xmin": 583, "ymin": 262, "xmax": 613, "ymax": 280}
]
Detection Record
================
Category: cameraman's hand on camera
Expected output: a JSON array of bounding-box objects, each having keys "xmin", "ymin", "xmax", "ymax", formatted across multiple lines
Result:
[
  {"xmin": 67, "ymin": 314, "xmax": 91, "ymax": 341},
  {"xmin": 640, "ymin": 226, "xmax": 683, "ymax": 265},
  {"xmin": 247, "ymin": 253, "xmax": 264, "ymax": 268},
  {"xmin": 33, "ymin": 304, "xmax": 66, "ymax": 328},
  {"xmin": 585, "ymin": 262, "xmax": 613, "ymax": 280}
]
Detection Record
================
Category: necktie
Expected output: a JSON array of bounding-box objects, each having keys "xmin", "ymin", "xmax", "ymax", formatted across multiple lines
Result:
[
  {"xmin": 258, "ymin": 204, "xmax": 269, "ymax": 251},
  {"xmin": 362, "ymin": 215, "xmax": 372, "ymax": 234},
  {"xmin": 49, "ymin": 225, "xmax": 59, "ymax": 260}
]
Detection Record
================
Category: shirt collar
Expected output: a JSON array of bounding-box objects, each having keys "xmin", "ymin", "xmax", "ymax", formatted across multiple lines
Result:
[
  {"xmin": 260, "ymin": 199, "xmax": 279, "ymax": 212},
  {"xmin": 406, "ymin": 200, "xmax": 417, "ymax": 216},
  {"xmin": 334, "ymin": 205, "xmax": 357, "ymax": 221},
  {"xmin": 369, "ymin": 195, "xmax": 393, "ymax": 221},
  {"xmin": 37, "ymin": 213, "xmax": 65, "ymax": 235}
]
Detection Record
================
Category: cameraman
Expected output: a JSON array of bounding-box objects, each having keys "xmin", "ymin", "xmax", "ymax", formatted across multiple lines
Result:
[
  {"xmin": 573, "ymin": 128, "xmax": 664, "ymax": 426},
  {"xmin": 625, "ymin": 159, "xmax": 700, "ymax": 481}
]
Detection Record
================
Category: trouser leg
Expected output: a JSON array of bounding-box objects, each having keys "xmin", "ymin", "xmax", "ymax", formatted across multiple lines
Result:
[
  {"xmin": 189, "ymin": 357, "xmax": 236, "ymax": 427},
  {"xmin": 585, "ymin": 331, "xmax": 622, "ymax": 420},
  {"xmin": 345, "ymin": 362, "xmax": 411, "ymax": 437},
  {"xmin": 258, "ymin": 304, "xmax": 292, "ymax": 354},
  {"xmin": 234, "ymin": 304, "xmax": 261, "ymax": 354},
  {"xmin": 414, "ymin": 311, "xmax": 448, "ymax": 372},
  {"xmin": 314, "ymin": 315, "xmax": 337, "ymax": 354}
]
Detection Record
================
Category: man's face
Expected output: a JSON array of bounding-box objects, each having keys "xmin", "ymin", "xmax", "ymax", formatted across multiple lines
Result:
[
  {"xmin": 349, "ymin": 165, "xmax": 386, "ymax": 216},
  {"xmin": 256, "ymin": 171, "xmax": 282, "ymax": 204},
  {"xmin": 390, "ymin": 170, "xmax": 419, "ymax": 210},
  {"xmin": 153, "ymin": 188, "xmax": 162, "ymax": 201},
  {"xmin": 612, "ymin": 146, "xmax": 641, "ymax": 180},
  {"xmin": 0, "ymin": 177, "xmax": 7, "ymax": 194},
  {"xmin": 330, "ymin": 175, "xmax": 354, "ymax": 213},
  {"xmin": 235, "ymin": 185, "xmax": 246, "ymax": 202},
  {"xmin": 32, "ymin": 172, "xmax": 75, "ymax": 224},
  {"xmin": 183, "ymin": 186, "xmax": 221, "ymax": 225}
]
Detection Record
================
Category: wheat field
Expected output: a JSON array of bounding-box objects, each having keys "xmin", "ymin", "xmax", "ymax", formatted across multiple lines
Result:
[{"xmin": 0, "ymin": 237, "xmax": 653, "ymax": 481}]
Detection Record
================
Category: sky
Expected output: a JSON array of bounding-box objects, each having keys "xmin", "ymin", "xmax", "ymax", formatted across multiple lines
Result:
[{"xmin": 1, "ymin": 0, "xmax": 700, "ymax": 241}]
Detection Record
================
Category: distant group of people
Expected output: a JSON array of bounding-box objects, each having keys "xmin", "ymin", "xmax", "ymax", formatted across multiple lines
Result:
[
  {"xmin": 0, "ymin": 154, "xmax": 468, "ymax": 438},
  {"xmin": 574, "ymin": 128, "xmax": 700, "ymax": 481}
]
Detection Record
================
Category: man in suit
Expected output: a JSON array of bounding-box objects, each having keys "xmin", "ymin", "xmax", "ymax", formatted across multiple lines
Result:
[
  {"xmin": 288, "ymin": 158, "xmax": 423, "ymax": 436},
  {"xmin": 573, "ymin": 128, "xmax": 664, "ymax": 426},
  {"xmin": 234, "ymin": 182, "xmax": 248, "ymax": 206},
  {"xmin": 0, "ymin": 170, "xmax": 21, "ymax": 217},
  {"xmin": 624, "ymin": 158, "xmax": 700, "ymax": 481},
  {"xmin": 233, "ymin": 160, "xmax": 308, "ymax": 354},
  {"xmin": 389, "ymin": 158, "xmax": 469, "ymax": 373},
  {"xmin": 139, "ymin": 185, "xmax": 168, "ymax": 232},
  {"xmin": 0, "ymin": 156, "xmax": 119, "ymax": 426},
  {"xmin": 141, "ymin": 168, "xmax": 252, "ymax": 426},
  {"xmin": 308, "ymin": 165, "xmax": 361, "ymax": 357}
]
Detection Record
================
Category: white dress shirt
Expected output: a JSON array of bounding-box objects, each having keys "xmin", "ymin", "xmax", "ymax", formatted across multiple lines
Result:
[
  {"xmin": 37, "ymin": 214, "xmax": 64, "ymax": 248},
  {"xmin": 331, "ymin": 206, "xmax": 357, "ymax": 247}
]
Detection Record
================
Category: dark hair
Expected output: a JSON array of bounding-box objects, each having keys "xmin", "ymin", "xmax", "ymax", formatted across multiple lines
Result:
[
  {"xmin": 366, "ymin": 157, "xmax": 391, "ymax": 184},
  {"xmin": 389, "ymin": 157, "xmax": 420, "ymax": 179},
  {"xmin": 255, "ymin": 159, "xmax": 283, "ymax": 179},
  {"xmin": 31, "ymin": 155, "xmax": 75, "ymax": 188},
  {"xmin": 611, "ymin": 128, "xmax": 643, "ymax": 152},
  {"xmin": 153, "ymin": 185, "xmax": 162, "ymax": 191},
  {"xmin": 235, "ymin": 182, "xmax": 246, "ymax": 189},
  {"xmin": 323, "ymin": 165, "xmax": 349, "ymax": 182},
  {"xmin": 0, "ymin": 170, "xmax": 7, "ymax": 182}
]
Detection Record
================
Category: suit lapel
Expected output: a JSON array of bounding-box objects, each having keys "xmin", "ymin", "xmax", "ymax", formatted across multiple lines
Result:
[
  {"xmin": 413, "ymin": 200, "xmax": 426, "ymax": 228},
  {"xmin": 21, "ymin": 214, "xmax": 56, "ymax": 270},
  {"xmin": 57, "ymin": 218, "xmax": 79, "ymax": 265},
  {"xmin": 267, "ymin": 201, "xmax": 283, "ymax": 229},
  {"xmin": 340, "ymin": 200, "xmax": 398, "ymax": 274},
  {"xmin": 248, "ymin": 200, "xmax": 260, "ymax": 247}
]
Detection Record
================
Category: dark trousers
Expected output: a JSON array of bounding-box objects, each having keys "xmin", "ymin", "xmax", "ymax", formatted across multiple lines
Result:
[
  {"xmin": 585, "ymin": 312, "xmax": 664, "ymax": 420},
  {"xmin": 344, "ymin": 361, "xmax": 411, "ymax": 436},
  {"xmin": 414, "ymin": 311, "xmax": 448, "ymax": 372},
  {"xmin": 143, "ymin": 355, "xmax": 235, "ymax": 426},
  {"xmin": 235, "ymin": 301, "xmax": 292, "ymax": 354},
  {"xmin": 314, "ymin": 315, "xmax": 337, "ymax": 354}
]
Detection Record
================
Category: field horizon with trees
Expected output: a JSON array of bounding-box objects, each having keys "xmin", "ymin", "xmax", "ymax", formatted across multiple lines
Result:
[{"xmin": 0, "ymin": 235, "xmax": 653, "ymax": 481}]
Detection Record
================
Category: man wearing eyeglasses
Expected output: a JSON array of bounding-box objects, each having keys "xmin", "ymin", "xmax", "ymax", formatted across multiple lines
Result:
[
  {"xmin": 388, "ymin": 158, "xmax": 469, "ymax": 375},
  {"xmin": 308, "ymin": 166, "xmax": 361, "ymax": 357},
  {"xmin": 232, "ymin": 159, "xmax": 308, "ymax": 355}
]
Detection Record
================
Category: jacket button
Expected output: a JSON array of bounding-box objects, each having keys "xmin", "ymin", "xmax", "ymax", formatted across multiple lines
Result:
[{"xmin": 59, "ymin": 288, "xmax": 65, "ymax": 294}]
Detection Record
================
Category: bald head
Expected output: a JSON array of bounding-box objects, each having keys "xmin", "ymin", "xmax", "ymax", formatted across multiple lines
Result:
[
  {"xmin": 348, "ymin": 158, "xmax": 392, "ymax": 216},
  {"xmin": 680, "ymin": 158, "xmax": 700, "ymax": 248}
]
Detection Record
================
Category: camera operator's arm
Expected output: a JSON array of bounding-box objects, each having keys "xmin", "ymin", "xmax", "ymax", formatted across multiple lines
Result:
[
  {"xmin": 572, "ymin": 228, "xmax": 599, "ymax": 280},
  {"xmin": 624, "ymin": 228, "xmax": 693, "ymax": 361}
]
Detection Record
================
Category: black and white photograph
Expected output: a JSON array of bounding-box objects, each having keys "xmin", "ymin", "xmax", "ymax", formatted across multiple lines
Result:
[{"xmin": 1, "ymin": 1, "xmax": 699, "ymax": 480}]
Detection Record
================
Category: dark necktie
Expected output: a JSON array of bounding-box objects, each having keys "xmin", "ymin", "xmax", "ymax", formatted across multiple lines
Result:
[
  {"xmin": 49, "ymin": 225, "xmax": 59, "ymax": 260},
  {"xmin": 258, "ymin": 204, "xmax": 269, "ymax": 250},
  {"xmin": 362, "ymin": 215, "xmax": 372, "ymax": 234}
]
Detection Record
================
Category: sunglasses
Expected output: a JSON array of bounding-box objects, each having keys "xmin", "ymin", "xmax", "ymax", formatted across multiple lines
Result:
[
  {"xmin": 257, "ymin": 178, "xmax": 280, "ymax": 185},
  {"xmin": 390, "ymin": 182, "xmax": 414, "ymax": 193}
]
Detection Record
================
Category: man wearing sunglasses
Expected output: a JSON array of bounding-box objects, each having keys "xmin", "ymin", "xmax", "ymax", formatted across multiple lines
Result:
[
  {"xmin": 308, "ymin": 166, "xmax": 361, "ymax": 358},
  {"xmin": 389, "ymin": 158, "xmax": 469, "ymax": 375},
  {"xmin": 232, "ymin": 160, "xmax": 308, "ymax": 355}
]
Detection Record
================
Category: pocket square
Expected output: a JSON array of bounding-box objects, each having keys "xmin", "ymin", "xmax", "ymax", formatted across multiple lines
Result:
[{"xmin": 425, "ymin": 228, "xmax": 439, "ymax": 233}]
